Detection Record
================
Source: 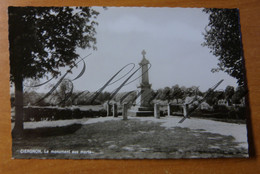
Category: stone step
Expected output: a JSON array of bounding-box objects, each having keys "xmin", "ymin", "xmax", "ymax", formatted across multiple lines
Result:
[
  {"xmin": 127, "ymin": 110, "xmax": 154, "ymax": 117},
  {"xmin": 130, "ymin": 106, "xmax": 153, "ymax": 112}
]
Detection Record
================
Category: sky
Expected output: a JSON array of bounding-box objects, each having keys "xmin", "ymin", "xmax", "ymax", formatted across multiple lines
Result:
[{"xmin": 27, "ymin": 7, "xmax": 239, "ymax": 93}]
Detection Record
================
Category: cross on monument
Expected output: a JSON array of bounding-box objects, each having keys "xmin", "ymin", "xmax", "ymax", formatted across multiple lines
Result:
[{"xmin": 142, "ymin": 49, "xmax": 146, "ymax": 58}]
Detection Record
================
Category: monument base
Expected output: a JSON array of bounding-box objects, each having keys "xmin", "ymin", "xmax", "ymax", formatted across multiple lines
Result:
[{"xmin": 127, "ymin": 106, "xmax": 154, "ymax": 117}]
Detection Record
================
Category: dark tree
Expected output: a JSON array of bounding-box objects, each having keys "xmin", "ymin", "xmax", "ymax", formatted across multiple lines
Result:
[
  {"xmin": 171, "ymin": 85, "xmax": 184, "ymax": 104},
  {"xmin": 202, "ymin": 8, "xmax": 245, "ymax": 86},
  {"xmin": 225, "ymin": 86, "xmax": 235, "ymax": 106},
  {"xmin": 232, "ymin": 86, "xmax": 246, "ymax": 104},
  {"xmin": 161, "ymin": 87, "xmax": 172, "ymax": 103},
  {"xmin": 205, "ymin": 90, "xmax": 224, "ymax": 106},
  {"xmin": 9, "ymin": 7, "xmax": 99, "ymax": 136},
  {"xmin": 154, "ymin": 89, "xmax": 163, "ymax": 100},
  {"xmin": 97, "ymin": 92, "xmax": 111, "ymax": 103},
  {"xmin": 55, "ymin": 79, "xmax": 74, "ymax": 107},
  {"xmin": 184, "ymin": 86, "xmax": 199, "ymax": 97}
]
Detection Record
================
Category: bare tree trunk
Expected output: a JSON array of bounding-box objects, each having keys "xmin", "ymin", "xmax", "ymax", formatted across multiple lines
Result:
[{"xmin": 12, "ymin": 76, "xmax": 24, "ymax": 137}]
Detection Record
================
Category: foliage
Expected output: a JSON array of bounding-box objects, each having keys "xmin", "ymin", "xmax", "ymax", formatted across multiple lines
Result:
[
  {"xmin": 73, "ymin": 91, "xmax": 113, "ymax": 105},
  {"xmin": 9, "ymin": 7, "xmax": 99, "ymax": 135},
  {"xmin": 202, "ymin": 8, "xmax": 245, "ymax": 86},
  {"xmin": 154, "ymin": 85, "xmax": 201, "ymax": 104},
  {"xmin": 225, "ymin": 86, "xmax": 235, "ymax": 106},
  {"xmin": 9, "ymin": 7, "xmax": 99, "ymax": 81},
  {"xmin": 23, "ymin": 107, "xmax": 107, "ymax": 121},
  {"xmin": 161, "ymin": 87, "xmax": 172, "ymax": 102},
  {"xmin": 55, "ymin": 79, "xmax": 74, "ymax": 107},
  {"xmin": 171, "ymin": 85, "xmax": 184, "ymax": 103},
  {"xmin": 98, "ymin": 92, "xmax": 111, "ymax": 102},
  {"xmin": 232, "ymin": 86, "xmax": 247, "ymax": 104},
  {"xmin": 206, "ymin": 90, "xmax": 225, "ymax": 106}
]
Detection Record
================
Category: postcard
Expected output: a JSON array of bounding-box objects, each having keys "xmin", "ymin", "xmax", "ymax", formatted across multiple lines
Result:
[{"xmin": 9, "ymin": 6, "xmax": 249, "ymax": 159}]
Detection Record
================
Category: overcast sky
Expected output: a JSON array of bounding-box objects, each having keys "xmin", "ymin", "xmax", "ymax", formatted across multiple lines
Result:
[{"xmin": 32, "ymin": 7, "xmax": 239, "ymax": 93}]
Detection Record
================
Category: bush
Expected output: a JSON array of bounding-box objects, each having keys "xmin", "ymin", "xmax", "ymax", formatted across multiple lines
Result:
[
  {"xmin": 213, "ymin": 105, "xmax": 229, "ymax": 113},
  {"xmin": 189, "ymin": 105, "xmax": 246, "ymax": 120},
  {"xmin": 23, "ymin": 106, "xmax": 108, "ymax": 122}
]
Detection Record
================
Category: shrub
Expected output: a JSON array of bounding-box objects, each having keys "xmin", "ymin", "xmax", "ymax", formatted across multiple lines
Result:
[{"xmin": 23, "ymin": 106, "xmax": 108, "ymax": 122}]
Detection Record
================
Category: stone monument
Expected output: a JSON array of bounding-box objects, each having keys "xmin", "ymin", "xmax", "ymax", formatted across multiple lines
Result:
[
  {"xmin": 136, "ymin": 50, "xmax": 152, "ymax": 107},
  {"xmin": 128, "ymin": 50, "xmax": 154, "ymax": 116}
]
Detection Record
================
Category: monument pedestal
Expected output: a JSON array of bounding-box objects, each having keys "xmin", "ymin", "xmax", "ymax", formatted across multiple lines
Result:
[{"xmin": 127, "ymin": 105, "xmax": 154, "ymax": 117}]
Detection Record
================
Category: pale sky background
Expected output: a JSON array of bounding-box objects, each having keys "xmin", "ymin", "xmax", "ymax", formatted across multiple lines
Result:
[{"xmin": 28, "ymin": 7, "xmax": 239, "ymax": 93}]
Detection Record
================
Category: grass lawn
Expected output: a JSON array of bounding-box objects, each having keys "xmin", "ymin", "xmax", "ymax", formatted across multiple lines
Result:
[{"xmin": 12, "ymin": 117, "xmax": 248, "ymax": 159}]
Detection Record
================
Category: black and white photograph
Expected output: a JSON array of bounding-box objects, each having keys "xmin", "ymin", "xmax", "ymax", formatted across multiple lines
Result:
[{"xmin": 9, "ymin": 6, "xmax": 249, "ymax": 159}]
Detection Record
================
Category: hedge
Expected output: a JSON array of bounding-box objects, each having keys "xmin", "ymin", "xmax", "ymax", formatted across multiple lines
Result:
[
  {"xmin": 23, "ymin": 107, "xmax": 107, "ymax": 122},
  {"xmin": 189, "ymin": 106, "xmax": 246, "ymax": 120}
]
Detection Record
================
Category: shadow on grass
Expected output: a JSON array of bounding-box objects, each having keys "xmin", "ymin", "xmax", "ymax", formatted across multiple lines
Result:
[{"xmin": 13, "ymin": 123, "xmax": 82, "ymax": 139}]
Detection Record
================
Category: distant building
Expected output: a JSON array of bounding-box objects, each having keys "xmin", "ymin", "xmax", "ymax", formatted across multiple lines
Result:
[{"xmin": 218, "ymin": 99, "xmax": 228, "ymax": 106}]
